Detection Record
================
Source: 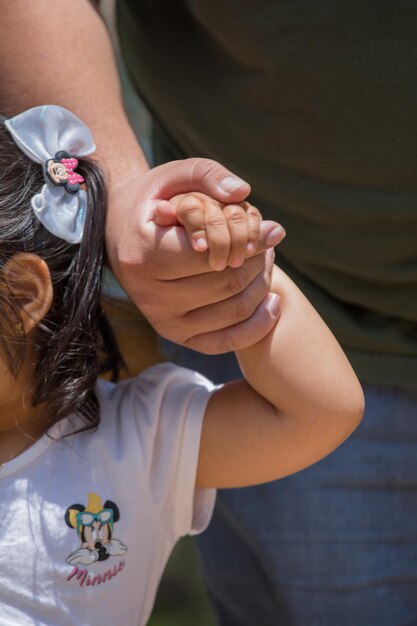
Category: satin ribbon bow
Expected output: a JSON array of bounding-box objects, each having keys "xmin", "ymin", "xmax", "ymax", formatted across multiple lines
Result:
[{"xmin": 5, "ymin": 105, "xmax": 96, "ymax": 244}]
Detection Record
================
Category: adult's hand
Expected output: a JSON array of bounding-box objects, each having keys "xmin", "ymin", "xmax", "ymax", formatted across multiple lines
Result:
[
  {"xmin": 106, "ymin": 158, "xmax": 285, "ymax": 354},
  {"xmin": 0, "ymin": 2, "xmax": 282, "ymax": 353}
]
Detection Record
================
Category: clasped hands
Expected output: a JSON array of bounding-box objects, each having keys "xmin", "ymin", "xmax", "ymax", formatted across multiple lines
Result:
[{"xmin": 106, "ymin": 157, "xmax": 285, "ymax": 354}]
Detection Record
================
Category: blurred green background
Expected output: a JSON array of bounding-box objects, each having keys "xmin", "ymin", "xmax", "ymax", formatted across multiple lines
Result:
[{"xmin": 148, "ymin": 539, "xmax": 215, "ymax": 626}]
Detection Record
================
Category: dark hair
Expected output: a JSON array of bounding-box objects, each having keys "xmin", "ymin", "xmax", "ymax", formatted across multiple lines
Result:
[{"xmin": 0, "ymin": 116, "xmax": 122, "ymax": 434}]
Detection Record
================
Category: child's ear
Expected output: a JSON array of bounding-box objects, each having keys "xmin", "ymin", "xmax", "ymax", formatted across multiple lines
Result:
[{"xmin": 3, "ymin": 253, "xmax": 53, "ymax": 335}]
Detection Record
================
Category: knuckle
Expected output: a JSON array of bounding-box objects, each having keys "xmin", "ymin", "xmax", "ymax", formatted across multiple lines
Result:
[
  {"xmin": 247, "ymin": 204, "xmax": 261, "ymax": 218},
  {"xmin": 235, "ymin": 294, "xmax": 254, "ymax": 321},
  {"xmin": 248, "ymin": 221, "xmax": 261, "ymax": 237},
  {"xmin": 228, "ymin": 267, "xmax": 248, "ymax": 294},
  {"xmin": 179, "ymin": 194, "xmax": 204, "ymax": 208},
  {"xmin": 252, "ymin": 315, "xmax": 273, "ymax": 339},
  {"xmin": 191, "ymin": 158, "xmax": 221, "ymax": 186},
  {"xmin": 225, "ymin": 208, "xmax": 246, "ymax": 226},
  {"xmin": 217, "ymin": 331, "xmax": 238, "ymax": 354},
  {"xmin": 206, "ymin": 214, "xmax": 226, "ymax": 230},
  {"xmin": 246, "ymin": 253, "xmax": 265, "ymax": 276},
  {"xmin": 236, "ymin": 308, "xmax": 274, "ymax": 348},
  {"xmin": 177, "ymin": 197, "xmax": 203, "ymax": 217}
]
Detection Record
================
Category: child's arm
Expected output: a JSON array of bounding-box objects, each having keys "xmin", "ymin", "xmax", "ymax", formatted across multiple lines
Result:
[
  {"xmin": 164, "ymin": 193, "xmax": 364, "ymax": 489},
  {"xmin": 198, "ymin": 262, "xmax": 364, "ymax": 487}
]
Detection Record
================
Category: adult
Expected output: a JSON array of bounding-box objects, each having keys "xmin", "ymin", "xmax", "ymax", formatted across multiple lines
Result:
[
  {"xmin": 116, "ymin": 1, "xmax": 417, "ymax": 625},
  {"xmin": 2, "ymin": 2, "xmax": 417, "ymax": 623},
  {"xmin": 0, "ymin": 1, "xmax": 282, "ymax": 358}
]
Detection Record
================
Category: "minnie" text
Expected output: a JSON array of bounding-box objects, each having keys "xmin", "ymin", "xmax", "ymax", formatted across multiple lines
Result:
[{"xmin": 66, "ymin": 560, "xmax": 126, "ymax": 588}]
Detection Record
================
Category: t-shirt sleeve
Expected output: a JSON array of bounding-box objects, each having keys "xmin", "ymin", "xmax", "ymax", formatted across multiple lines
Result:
[{"xmin": 125, "ymin": 363, "xmax": 218, "ymax": 538}]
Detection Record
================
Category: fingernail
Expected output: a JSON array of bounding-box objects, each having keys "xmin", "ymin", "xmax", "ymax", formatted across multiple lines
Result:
[
  {"xmin": 265, "ymin": 293, "xmax": 281, "ymax": 316},
  {"xmin": 218, "ymin": 175, "xmax": 248, "ymax": 194},
  {"xmin": 246, "ymin": 241, "xmax": 255, "ymax": 254},
  {"xmin": 195, "ymin": 237, "xmax": 208, "ymax": 251},
  {"xmin": 266, "ymin": 226, "xmax": 286, "ymax": 247},
  {"xmin": 214, "ymin": 260, "xmax": 226, "ymax": 271}
]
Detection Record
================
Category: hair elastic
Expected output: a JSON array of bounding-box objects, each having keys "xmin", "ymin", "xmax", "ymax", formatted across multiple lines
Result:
[{"xmin": 4, "ymin": 105, "xmax": 96, "ymax": 244}]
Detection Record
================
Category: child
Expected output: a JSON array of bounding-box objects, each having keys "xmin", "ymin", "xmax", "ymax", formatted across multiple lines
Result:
[{"xmin": 0, "ymin": 105, "xmax": 364, "ymax": 626}]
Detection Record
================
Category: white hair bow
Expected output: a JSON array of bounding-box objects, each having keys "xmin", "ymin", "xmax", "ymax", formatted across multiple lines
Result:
[{"xmin": 5, "ymin": 105, "xmax": 96, "ymax": 244}]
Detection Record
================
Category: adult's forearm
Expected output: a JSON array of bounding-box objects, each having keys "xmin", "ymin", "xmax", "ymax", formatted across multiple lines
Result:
[{"xmin": 0, "ymin": 0, "xmax": 148, "ymax": 183}]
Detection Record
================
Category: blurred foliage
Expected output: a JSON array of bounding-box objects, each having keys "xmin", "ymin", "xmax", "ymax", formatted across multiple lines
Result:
[{"xmin": 149, "ymin": 538, "xmax": 215, "ymax": 626}]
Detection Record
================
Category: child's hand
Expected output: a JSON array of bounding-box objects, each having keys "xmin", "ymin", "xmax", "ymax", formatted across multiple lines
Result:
[{"xmin": 153, "ymin": 192, "xmax": 285, "ymax": 271}]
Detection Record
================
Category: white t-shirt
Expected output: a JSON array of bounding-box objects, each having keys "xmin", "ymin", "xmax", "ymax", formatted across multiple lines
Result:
[{"xmin": 0, "ymin": 363, "xmax": 217, "ymax": 626}]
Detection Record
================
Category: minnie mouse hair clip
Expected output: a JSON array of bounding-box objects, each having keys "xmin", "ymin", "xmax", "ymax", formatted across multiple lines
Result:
[
  {"xmin": 44, "ymin": 151, "xmax": 85, "ymax": 194},
  {"xmin": 4, "ymin": 105, "xmax": 96, "ymax": 244}
]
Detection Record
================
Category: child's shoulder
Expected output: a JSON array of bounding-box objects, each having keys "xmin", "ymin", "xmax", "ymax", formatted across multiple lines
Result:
[
  {"xmin": 96, "ymin": 361, "xmax": 216, "ymax": 406},
  {"xmin": 95, "ymin": 361, "xmax": 218, "ymax": 437},
  {"xmin": 86, "ymin": 363, "xmax": 219, "ymax": 511}
]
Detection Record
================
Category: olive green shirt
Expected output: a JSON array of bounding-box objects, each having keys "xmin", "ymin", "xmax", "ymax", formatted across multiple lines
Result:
[{"xmin": 117, "ymin": 0, "xmax": 417, "ymax": 389}]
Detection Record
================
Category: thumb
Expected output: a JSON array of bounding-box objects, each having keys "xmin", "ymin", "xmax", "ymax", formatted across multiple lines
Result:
[{"xmin": 154, "ymin": 157, "xmax": 251, "ymax": 204}]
